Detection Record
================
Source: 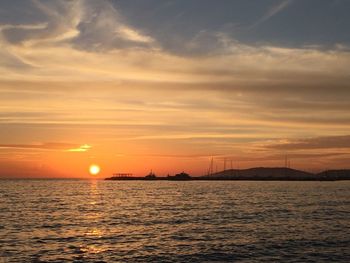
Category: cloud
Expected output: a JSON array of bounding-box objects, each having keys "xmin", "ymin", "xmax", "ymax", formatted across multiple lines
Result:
[
  {"xmin": 116, "ymin": 25, "xmax": 154, "ymax": 44},
  {"xmin": 70, "ymin": 0, "xmax": 156, "ymax": 50},
  {"xmin": 1, "ymin": 0, "xmax": 81, "ymax": 45},
  {"xmin": 248, "ymin": 0, "xmax": 293, "ymax": 29},
  {"xmin": 0, "ymin": 31, "xmax": 34, "ymax": 69},
  {"xmin": 67, "ymin": 144, "xmax": 91, "ymax": 152},
  {"xmin": 0, "ymin": 142, "xmax": 91, "ymax": 152},
  {"xmin": 261, "ymin": 0, "xmax": 292, "ymax": 23},
  {"xmin": 266, "ymin": 135, "xmax": 350, "ymax": 150},
  {"xmin": 0, "ymin": 0, "xmax": 155, "ymax": 51},
  {"xmin": 1, "ymin": 0, "xmax": 349, "ymax": 85},
  {"xmin": 209, "ymin": 152, "xmax": 348, "ymax": 163}
]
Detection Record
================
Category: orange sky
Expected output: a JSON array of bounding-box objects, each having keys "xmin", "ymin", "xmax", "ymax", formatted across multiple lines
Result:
[{"xmin": 1, "ymin": 0, "xmax": 350, "ymax": 178}]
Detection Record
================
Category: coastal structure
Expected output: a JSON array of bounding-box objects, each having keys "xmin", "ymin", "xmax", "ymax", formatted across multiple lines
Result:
[
  {"xmin": 105, "ymin": 168, "xmax": 350, "ymax": 181},
  {"xmin": 167, "ymin": 172, "xmax": 191, "ymax": 181},
  {"xmin": 145, "ymin": 170, "xmax": 157, "ymax": 180}
]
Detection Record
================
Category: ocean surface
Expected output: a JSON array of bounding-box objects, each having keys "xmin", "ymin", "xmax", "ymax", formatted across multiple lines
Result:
[{"xmin": 0, "ymin": 180, "xmax": 349, "ymax": 262}]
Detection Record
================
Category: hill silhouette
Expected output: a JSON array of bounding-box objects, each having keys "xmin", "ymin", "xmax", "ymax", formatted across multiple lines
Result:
[{"xmin": 201, "ymin": 167, "xmax": 317, "ymax": 180}]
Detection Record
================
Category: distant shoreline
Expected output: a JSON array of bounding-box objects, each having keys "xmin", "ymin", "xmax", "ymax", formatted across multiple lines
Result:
[
  {"xmin": 105, "ymin": 177, "xmax": 347, "ymax": 181},
  {"xmin": 105, "ymin": 168, "xmax": 350, "ymax": 181}
]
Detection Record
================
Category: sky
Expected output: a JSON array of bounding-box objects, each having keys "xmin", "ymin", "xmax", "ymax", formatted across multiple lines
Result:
[{"xmin": 1, "ymin": 0, "xmax": 350, "ymax": 178}]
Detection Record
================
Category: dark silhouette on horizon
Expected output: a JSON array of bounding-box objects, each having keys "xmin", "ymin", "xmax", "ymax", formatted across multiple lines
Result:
[
  {"xmin": 167, "ymin": 172, "xmax": 191, "ymax": 181},
  {"xmin": 105, "ymin": 167, "xmax": 350, "ymax": 181}
]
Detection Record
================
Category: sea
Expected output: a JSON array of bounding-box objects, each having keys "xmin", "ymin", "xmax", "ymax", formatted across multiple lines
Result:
[{"xmin": 0, "ymin": 180, "xmax": 349, "ymax": 262}]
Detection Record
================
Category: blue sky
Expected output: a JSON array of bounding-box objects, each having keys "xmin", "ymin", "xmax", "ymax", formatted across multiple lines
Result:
[
  {"xmin": 113, "ymin": 0, "xmax": 350, "ymax": 51},
  {"xmin": 2, "ymin": 0, "xmax": 350, "ymax": 53}
]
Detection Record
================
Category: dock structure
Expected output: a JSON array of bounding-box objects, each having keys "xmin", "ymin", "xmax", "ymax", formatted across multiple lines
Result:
[{"xmin": 113, "ymin": 173, "xmax": 133, "ymax": 177}]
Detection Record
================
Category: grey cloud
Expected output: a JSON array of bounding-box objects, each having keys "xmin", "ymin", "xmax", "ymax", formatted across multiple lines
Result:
[
  {"xmin": 72, "ymin": 0, "xmax": 155, "ymax": 51},
  {"xmin": 213, "ymin": 152, "xmax": 348, "ymax": 162},
  {"xmin": 1, "ymin": 0, "xmax": 80, "ymax": 45},
  {"xmin": 0, "ymin": 1, "xmax": 43, "ymax": 25},
  {"xmin": 267, "ymin": 135, "xmax": 350, "ymax": 150},
  {"xmin": 0, "ymin": 0, "xmax": 155, "ymax": 51},
  {"xmin": 251, "ymin": 111, "xmax": 350, "ymax": 126}
]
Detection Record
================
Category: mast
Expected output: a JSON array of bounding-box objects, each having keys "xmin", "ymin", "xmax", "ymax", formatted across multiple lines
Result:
[
  {"xmin": 285, "ymin": 154, "xmax": 288, "ymax": 168},
  {"xmin": 208, "ymin": 157, "xmax": 214, "ymax": 176}
]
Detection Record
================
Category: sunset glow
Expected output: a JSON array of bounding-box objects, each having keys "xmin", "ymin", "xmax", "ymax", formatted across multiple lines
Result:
[
  {"xmin": 1, "ymin": 2, "xmax": 349, "ymax": 262},
  {"xmin": 0, "ymin": 0, "xmax": 349, "ymax": 179}
]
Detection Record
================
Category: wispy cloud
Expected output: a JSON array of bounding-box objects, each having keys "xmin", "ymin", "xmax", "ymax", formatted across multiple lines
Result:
[
  {"xmin": 67, "ymin": 144, "xmax": 91, "ymax": 152},
  {"xmin": 0, "ymin": 142, "xmax": 91, "ymax": 152},
  {"xmin": 0, "ymin": 0, "xmax": 155, "ymax": 50},
  {"xmin": 252, "ymin": 0, "xmax": 293, "ymax": 27},
  {"xmin": 266, "ymin": 135, "xmax": 350, "ymax": 150}
]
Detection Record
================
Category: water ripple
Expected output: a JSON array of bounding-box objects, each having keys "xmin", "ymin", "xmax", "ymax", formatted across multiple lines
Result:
[{"xmin": 0, "ymin": 180, "xmax": 349, "ymax": 262}]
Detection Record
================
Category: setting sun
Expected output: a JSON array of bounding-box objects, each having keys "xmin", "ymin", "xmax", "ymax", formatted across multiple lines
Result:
[{"xmin": 89, "ymin": 165, "xmax": 100, "ymax": 175}]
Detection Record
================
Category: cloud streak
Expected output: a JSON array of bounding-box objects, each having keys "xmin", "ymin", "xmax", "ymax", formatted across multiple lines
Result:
[
  {"xmin": 259, "ymin": 0, "xmax": 293, "ymax": 24},
  {"xmin": 0, "ymin": 143, "xmax": 91, "ymax": 152},
  {"xmin": 266, "ymin": 135, "xmax": 350, "ymax": 150}
]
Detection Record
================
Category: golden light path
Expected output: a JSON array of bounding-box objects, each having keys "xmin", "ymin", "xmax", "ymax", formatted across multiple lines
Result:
[{"xmin": 89, "ymin": 164, "xmax": 100, "ymax": 176}]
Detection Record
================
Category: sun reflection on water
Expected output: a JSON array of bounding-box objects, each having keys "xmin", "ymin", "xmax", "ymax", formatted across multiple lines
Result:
[
  {"xmin": 80, "ymin": 245, "xmax": 107, "ymax": 254},
  {"xmin": 80, "ymin": 181, "xmax": 107, "ymax": 256}
]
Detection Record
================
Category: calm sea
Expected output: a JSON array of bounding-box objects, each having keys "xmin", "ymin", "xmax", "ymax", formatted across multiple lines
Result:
[{"xmin": 0, "ymin": 180, "xmax": 349, "ymax": 262}]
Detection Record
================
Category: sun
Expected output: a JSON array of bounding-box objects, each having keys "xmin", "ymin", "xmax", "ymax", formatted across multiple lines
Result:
[{"xmin": 89, "ymin": 164, "xmax": 100, "ymax": 175}]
